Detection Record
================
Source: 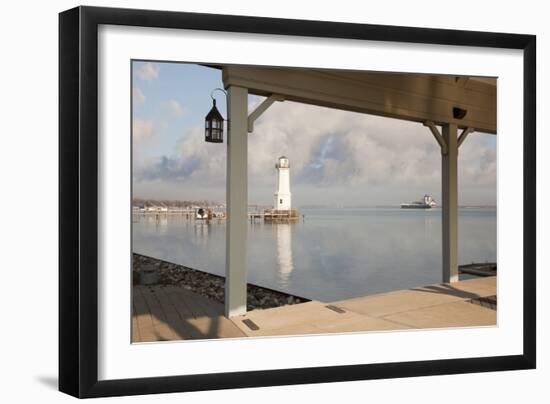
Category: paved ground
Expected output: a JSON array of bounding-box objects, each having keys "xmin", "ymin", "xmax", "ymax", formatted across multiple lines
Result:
[
  {"xmin": 232, "ymin": 276, "xmax": 496, "ymax": 337},
  {"xmin": 132, "ymin": 285, "xmax": 245, "ymax": 342},
  {"xmin": 132, "ymin": 276, "xmax": 496, "ymax": 342}
]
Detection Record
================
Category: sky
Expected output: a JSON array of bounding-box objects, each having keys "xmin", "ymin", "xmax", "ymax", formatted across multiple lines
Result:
[{"xmin": 132, "ymin": 61, "xmax": 497, "ymax": 207}]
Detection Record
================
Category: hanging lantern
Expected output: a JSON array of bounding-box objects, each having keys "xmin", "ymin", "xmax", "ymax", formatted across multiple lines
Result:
[{"xmin": 205, "ymin": 98, "xmax": 225, "ymax": 143}]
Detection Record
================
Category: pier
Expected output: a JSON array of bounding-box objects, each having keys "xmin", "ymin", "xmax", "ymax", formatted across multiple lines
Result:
[
  {"xmin": 132, "ymin": 276, "xmax": 496, "ymax": 342},
  {"xmin": 249, "ymin": 209, "xmax": 300, "ymax": 222},
  {"xmin": 459, "ymin": 262, "xmax": 497, "ymax": 277},
  {"xmin": 133, "ymin": 208, "xmax": 225, "ymax": 221},
  {"xmin": 217, "ymin": 67, "xmax": 496, "ymax": 319}
]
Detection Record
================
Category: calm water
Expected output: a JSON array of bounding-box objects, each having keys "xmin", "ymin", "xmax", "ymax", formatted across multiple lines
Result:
[{"xmin": 132, "ymin": 208, "xmax": 496, "ymax": 302}]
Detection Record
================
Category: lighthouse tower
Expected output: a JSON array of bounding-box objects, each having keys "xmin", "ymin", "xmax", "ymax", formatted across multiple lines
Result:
[{"xmin": 274, "ymin": 156, "xmax": 291, "ymax": 210}]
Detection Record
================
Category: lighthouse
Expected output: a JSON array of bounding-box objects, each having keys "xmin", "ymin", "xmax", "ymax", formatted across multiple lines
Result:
[{"xmin": 274, "ymin": 156, "xmax": 291, "ymax": 210}]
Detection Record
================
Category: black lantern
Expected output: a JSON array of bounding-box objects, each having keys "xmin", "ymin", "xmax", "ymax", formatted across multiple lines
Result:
[{"xmin": 205, "ymin": 95, "xmax": 225, "ymax": 143}]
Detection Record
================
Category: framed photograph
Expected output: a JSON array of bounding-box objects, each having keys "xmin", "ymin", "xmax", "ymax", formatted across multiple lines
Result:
[{"xmin": 59, "ymin": 6, "xmax": 536, "ymax": 398}]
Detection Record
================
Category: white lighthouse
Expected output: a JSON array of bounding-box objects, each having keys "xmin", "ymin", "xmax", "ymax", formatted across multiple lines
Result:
[{"xmin": 274, "ymin": 156, "xmax": 291, "ymax": 210}]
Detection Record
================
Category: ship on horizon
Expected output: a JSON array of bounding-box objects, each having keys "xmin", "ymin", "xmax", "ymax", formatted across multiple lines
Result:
[{"xmin": 401, "ymin": 195, "xmax": 437, "ymax": 209}]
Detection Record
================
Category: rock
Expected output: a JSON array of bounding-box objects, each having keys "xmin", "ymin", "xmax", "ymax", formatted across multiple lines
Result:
[
  {"xmin": 140, "ymin": 269, "xmax": 159, "ymax": 285},
  {"xmin": 132, "ymin": 253, "xmax": 308, "ymax": 310}
]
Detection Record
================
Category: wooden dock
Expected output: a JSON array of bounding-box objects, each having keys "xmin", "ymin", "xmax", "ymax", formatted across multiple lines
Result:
[
  {"xmin": 459, "ymin": 262, "xmax": 497, "ymax": 277},
  {"xmin": 249, "ymin": 209, "xmax": 300, "ymax": 222},
  {"xmin": 132, "ymin": 285, "xmax": 245, "ymax": 342},
  {"xmin": 132, "ymin": 277, "xmax": 496, "ymax": 342}
]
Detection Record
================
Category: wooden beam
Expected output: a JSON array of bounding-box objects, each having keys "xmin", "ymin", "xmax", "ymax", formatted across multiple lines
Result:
[
  {"xmin": 424, "ymin": 121, "xmax": 448, "ymax": 155},
  {"xmin": 223, "ymin": 66, "xmax": 496, "ymax": 133},
  {"xmin": 248, "ymin": 94, "xmax": 285, "ymax": 132},
  {"xmin": 458, "ymin": 127, "xmax": 475, "ymax": 148},
  {"xmin": 455, "ymin": 76, "xmax": 469, "ymax": 87}
]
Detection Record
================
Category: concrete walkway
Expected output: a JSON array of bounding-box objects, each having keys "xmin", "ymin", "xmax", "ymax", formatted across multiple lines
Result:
[
  {"xmin": 231, "ymin": 276, "xmax": 496, "ymax": 337},
  {"xmin": 132, "ymin": 277, "xmax": 496, "ymax": 342}
]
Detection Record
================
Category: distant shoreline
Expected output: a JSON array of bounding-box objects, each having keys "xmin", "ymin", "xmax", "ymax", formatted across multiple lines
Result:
[{"xmin": 298, "ymin": 205, "xmax": 496, "ymax": 209}]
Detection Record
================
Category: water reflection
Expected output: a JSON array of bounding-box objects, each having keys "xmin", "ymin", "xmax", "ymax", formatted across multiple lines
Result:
[
  {"xmin": 135, "ymin": 214, "xmax": 169, "ymax": 232},
  {"xmin": 275, "ymin": 223, "xmax": 294, "ymax": 287},
  {"xmin": 132, "ymin": 208, "xmax": 497, "ymax": 302},
  {"xmin": 194, "ymin": 221, "xmax": 210, "ymax": 247}
]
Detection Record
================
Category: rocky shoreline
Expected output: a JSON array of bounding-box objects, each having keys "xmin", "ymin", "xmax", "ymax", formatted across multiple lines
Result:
[{"xmin": 133, "ymin": 253, "xmax": 309, "ymax": 311}]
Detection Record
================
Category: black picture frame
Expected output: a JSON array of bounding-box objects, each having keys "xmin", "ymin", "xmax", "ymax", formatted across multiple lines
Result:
[{"xmin": 59, "ymin": 5, "xmax": 536, "ymax": 398}]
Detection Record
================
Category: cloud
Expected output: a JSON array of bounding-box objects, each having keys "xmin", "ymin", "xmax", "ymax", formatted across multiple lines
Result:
[
  {"xmin": 459, "ymin": 135, "xmax": 497, "ymax": 186},
  {"xmin": 133, "ymin": 87, "xmax": 145, "ymax": 106},
  {"xmin": 246, "ymin": 101, "xmax": 444, "ymax": 187},
  {"xmin": 137, "ymin": 62, "xmax": 159, "ymax": 80},
  {"xmin": 138, "ymin": 155, "xmax": 201, "ymax": 181},
  {"xmin": 164, "ymin": 99, "xmax": 184, "ymax": 116},
  {"xmin": 134, "ymin": 126, "xmax": 226, "ymax": 185},
  {"xmin": 132, "ymin": 119, "xmax": 155, "ymax": 143},
  {"xmin": 247, "ymin": 101, "xmax": 495, "ymax": 204},
  {"xmin": 133, "ymin": 98, "xmax": 496, "ymax": 205},
  {"xmin": 255, "ymin": 103, "xmax": 488, "ymax": 177}
]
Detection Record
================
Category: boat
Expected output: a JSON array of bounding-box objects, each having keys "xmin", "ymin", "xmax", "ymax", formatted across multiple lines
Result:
[
  {"xmin": 400, "ymin": 194, "xmax": 437, "ymax": 209},
  {"xmin": 195, "ymin": 207, "xmax": 210, "ymax": 220}
]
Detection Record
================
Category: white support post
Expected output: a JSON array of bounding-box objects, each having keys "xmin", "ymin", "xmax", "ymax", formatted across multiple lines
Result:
[
  {"xmin": 225, "ymin": 86, "xmax": 248, "ymax": 317},
  {"xmin": 442, "ymin": 123, "xmax": 459, "ymax": 283}
]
